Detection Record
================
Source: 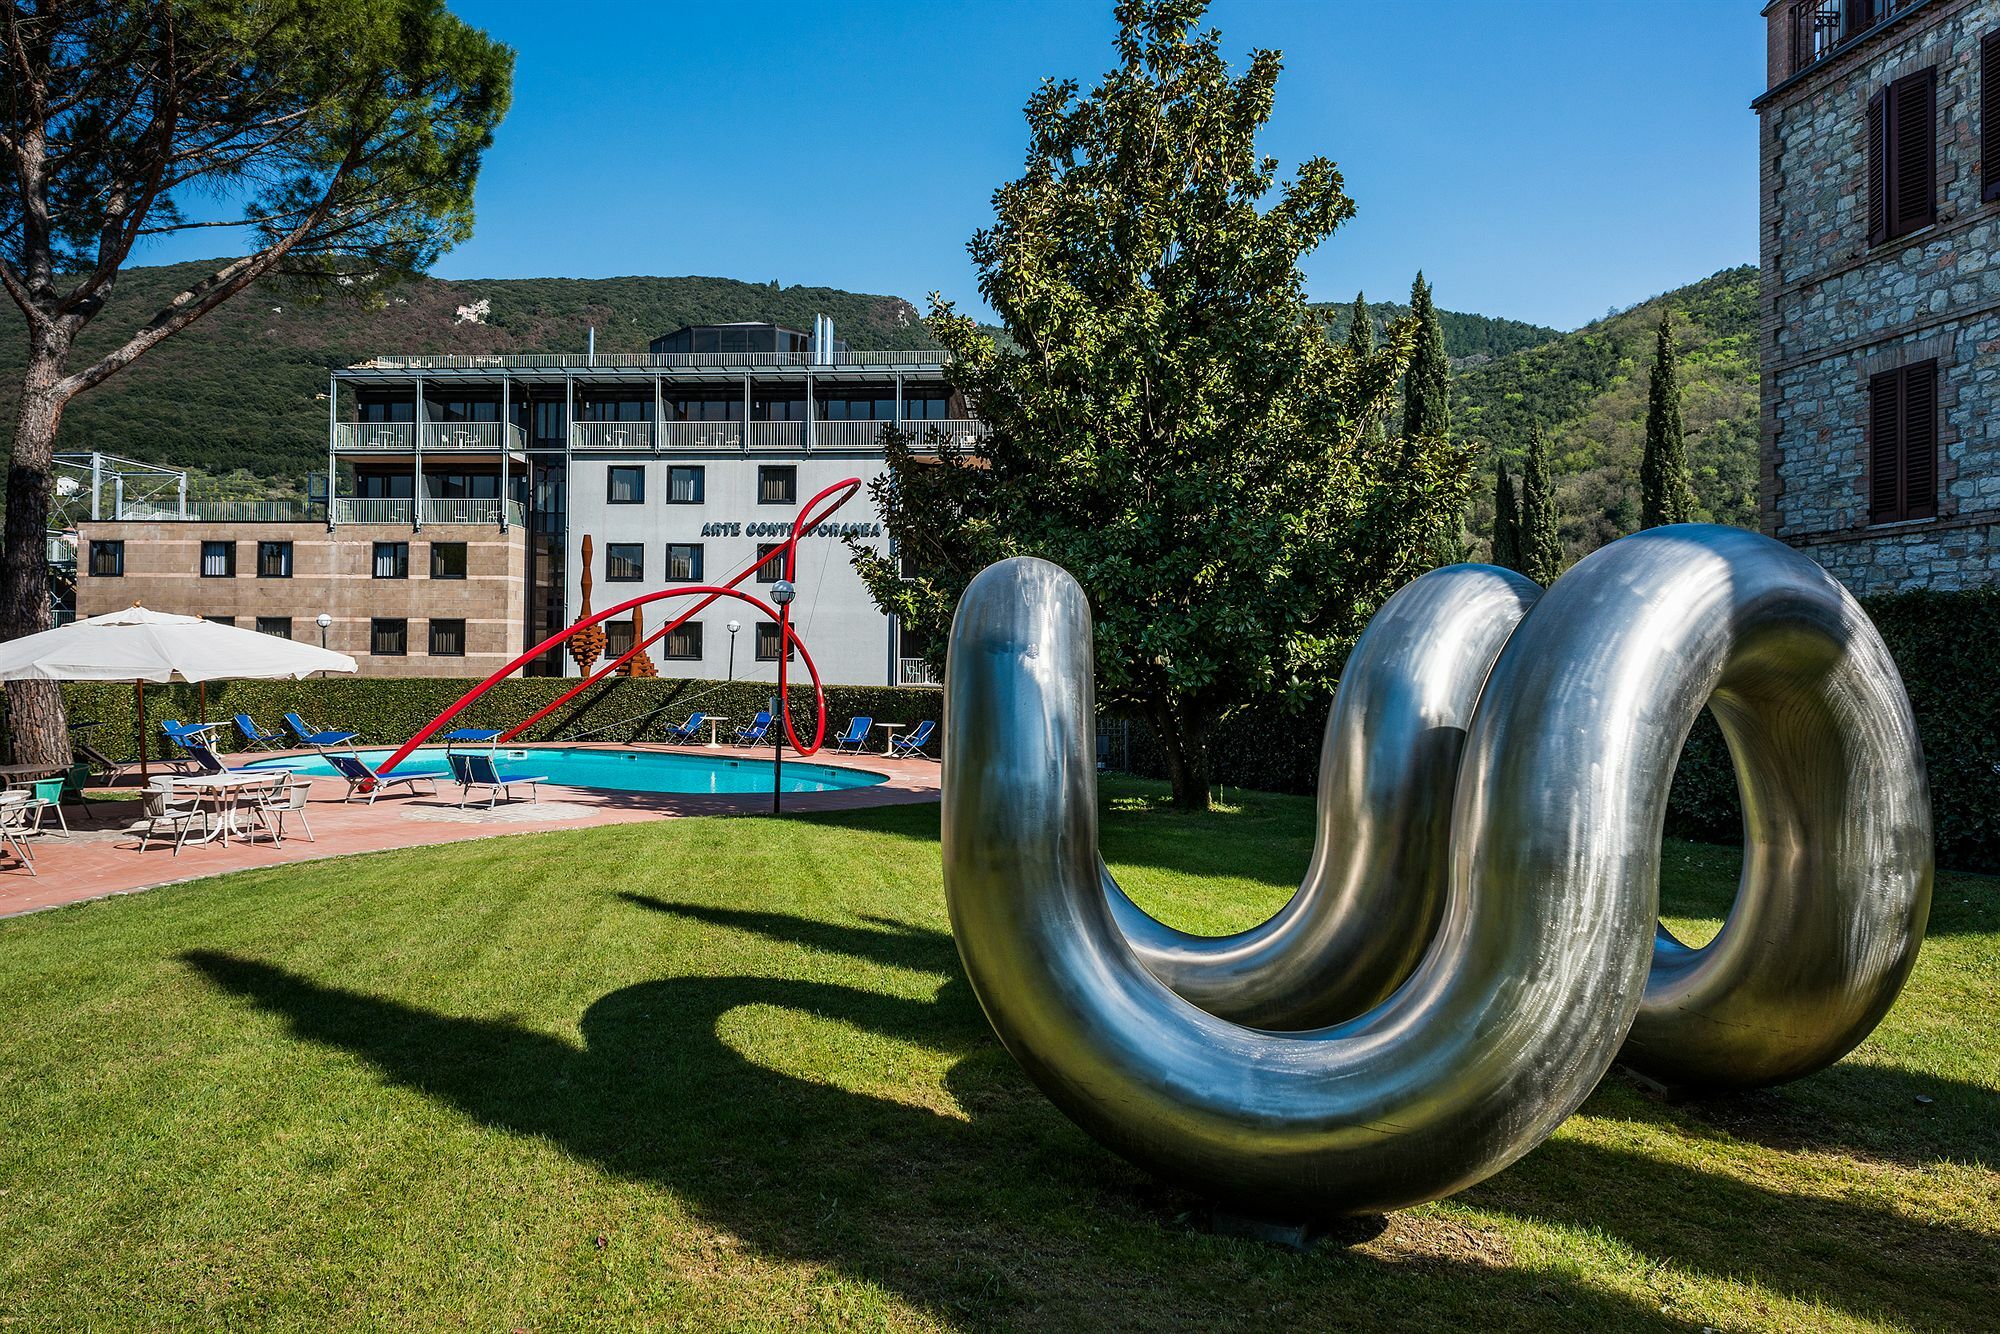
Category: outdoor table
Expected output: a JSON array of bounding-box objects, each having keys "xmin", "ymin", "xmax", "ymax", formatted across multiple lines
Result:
[
  {"xmin": 703, "ymin": 717, "xmax": 730, "ymax": 749},
  {"xmin": 873, "ymin": 721, "xmax": 907, "ymax": 754},
  {"xmin": 171, "ymin": 771, "xmax": 284, "ymax": 846},
  {"xmin": 0, "ymin": 762, "xmax": 64, "ymax": 789}
]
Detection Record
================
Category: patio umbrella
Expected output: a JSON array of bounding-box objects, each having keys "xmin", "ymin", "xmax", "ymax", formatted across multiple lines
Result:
[{"xmin": 0, "ymin": 605, "xmax": 357, "ymax": 779}]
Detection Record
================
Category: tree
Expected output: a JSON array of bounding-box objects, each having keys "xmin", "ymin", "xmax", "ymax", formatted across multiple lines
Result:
[
  {"xmin": 851, "ymin": 0, "xmax": 1470, "ymax": 811},
  {"xmin": 1346, "ymin": 290, "xmax": 1384, "ymax": 445},
  {"xmin": 1519, "ymin": 425, "xmax": 1563, "ymax": 586},
  {"xmin": 1490, "ymin": 454, "xmax": 1522, "ymax": 573},
  {"xmin": 1402, "ymin": 271, "xmax": 1464, "ymax": 564},
  {"xmin": 1640, "ymin": 308, "xmax": 1696, "ymax": 528},
  {"xmin": 1, "ymin": 0, "xmax": 512, "ymax": 764}
]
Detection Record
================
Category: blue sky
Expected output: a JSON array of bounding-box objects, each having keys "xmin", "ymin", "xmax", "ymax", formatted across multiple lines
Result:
[{"xmin": 146, "ymin": 0, "xmax": 1765, "ymax": 332}]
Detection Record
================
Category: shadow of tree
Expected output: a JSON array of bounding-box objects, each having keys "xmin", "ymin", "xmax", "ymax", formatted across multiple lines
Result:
[{"xmin": 180, "ymin": 898, "xmax": 1991, "ymax": 1330}]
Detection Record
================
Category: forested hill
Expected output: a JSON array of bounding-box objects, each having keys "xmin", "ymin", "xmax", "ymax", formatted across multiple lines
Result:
[
  {"xmin": 3, "ymin": 260, "xmax": 1570, "ymax": 485},
  {"xmin": 1314, "ymin": 297, "xmax": 1560, "ymax": 365},
  {"xmin": 0, "ymin": 262, "xmax": 941, "ymax": 479},
  {"xmin": 1453, "ymin": 264, "xmax": 1760, "ymax": 559}
]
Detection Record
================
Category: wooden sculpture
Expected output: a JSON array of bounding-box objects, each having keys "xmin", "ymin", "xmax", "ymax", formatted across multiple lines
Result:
[
  {"xmin": 568, "ymin": 534, "xmax": 605, "ymax": 675},
  {"xmin": 617, "ymin": 602, "xmax": 659, "ymax": 678}
]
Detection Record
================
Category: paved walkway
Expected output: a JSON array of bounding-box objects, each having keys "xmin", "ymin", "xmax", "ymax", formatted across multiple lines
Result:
[{"xmin": 0, "ymin": 743, "xmax": 940, "ymax": 920}]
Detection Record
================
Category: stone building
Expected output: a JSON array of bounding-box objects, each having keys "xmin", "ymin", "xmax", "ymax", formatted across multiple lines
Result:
[{"xmin": 1758, "ymin": 0, "xmax": 2000, "ymax": 591}]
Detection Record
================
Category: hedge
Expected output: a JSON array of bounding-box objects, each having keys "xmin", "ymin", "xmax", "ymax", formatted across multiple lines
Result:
[
  {"xmin": 1108, "ymin": 587, "xmax": 2000, "ymax": 874},
  {"xmin": 48, "ymin": 676, "xmax": 943, "ymax": 765}
]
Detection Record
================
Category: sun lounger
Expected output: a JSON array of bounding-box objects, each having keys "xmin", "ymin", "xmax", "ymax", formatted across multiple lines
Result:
[
  {"xmin": 447, "ymin": 752, "xmax": 547, "ymax": 808},
  {"xmin": 324, "ymin": 752, "xmax": 445, "ymax": 804}
]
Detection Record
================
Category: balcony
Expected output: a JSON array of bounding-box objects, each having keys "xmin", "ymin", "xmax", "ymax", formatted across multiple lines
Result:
[
  {"xmin": 1786, "ymin": 0, "xmax": 1919, "ymax": 76},
  {"xmin": 329, "ymin": 497, "xmax": 524, "ymax": 526},
  {"xmin": 659, "ymin": 420, "xmax": 744, "ymax": 450},
  {"xmin": 560, "ymin": 417, "xmax": 991, "ymax": 454},
  {"xmin": 333, "ymin": 422, "xmax": 527, "ymax": 452},
  {"xmin": 569, "ymin": 421, "xmax": 653, "ymax": 451},
  {"xmin": 898, "ymin": 657, "xmax": 942, "ymax": 687},
  {"xmin": 355, "ymin": 349, "xmax": 950, "ymax": 371},
  {"xmin": 747, "ymin": 421, "xmax": 808, "ymax": 451}
]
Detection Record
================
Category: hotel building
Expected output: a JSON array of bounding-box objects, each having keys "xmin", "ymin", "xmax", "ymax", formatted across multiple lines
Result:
[{"xmin": 70, "ymin": 320, "xmax": 984, "ymax": 683}]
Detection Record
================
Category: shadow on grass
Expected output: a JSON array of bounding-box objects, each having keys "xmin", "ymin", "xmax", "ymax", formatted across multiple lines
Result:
[{"xmin": 184, "ymin": 897, "xmax": 1995, "ymax": 1329}]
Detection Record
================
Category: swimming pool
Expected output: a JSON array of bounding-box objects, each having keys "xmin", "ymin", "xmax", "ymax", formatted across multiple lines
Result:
[{"xmin": 242, "ymin": 746, "xmax": 888, "ymax": 796}]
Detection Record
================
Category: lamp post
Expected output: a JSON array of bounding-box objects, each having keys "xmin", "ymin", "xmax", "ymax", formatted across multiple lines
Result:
[
  {"xmin": 726, "ymin": 619, "xmax": 740, "ymax": 682},
  {"xmin": 769, "ymin": 581, "xmax": 794, "ymax": 815},
  {"xmin": 315, "ymin": 612, "xmax": 332, "ymax": 649}
]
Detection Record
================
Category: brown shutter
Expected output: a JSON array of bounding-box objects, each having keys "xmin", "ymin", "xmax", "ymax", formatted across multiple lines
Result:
[
  {"xmin": 1849, "ymin": 0, "xmax": 1877, "ymax": 33},
  {"xmin": 1892, "ymin": 69, "xmax": 1937, "ymax": 235},
  {"xmin": 1984, "ymin": 32, "xmax": 2000, "ymax": 202},
  {"xmin": 1868, "ymin": 88, "xmax": 1888, "ymax": 245},
  {"xmin": 1869, "ymin": 369, "xmax": 1902, "ymax": 521},
  {"xmin": 1901, "ymin": 360, "xmax": 1938, "ymax": 520}
]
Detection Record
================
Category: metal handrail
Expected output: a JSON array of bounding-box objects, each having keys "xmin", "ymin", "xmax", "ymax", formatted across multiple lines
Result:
[
  {"xmin": 748, "ymin": 421, "xmax": 808, "ymax": 451},
  {"xmin": 569, "ymin": 421, "xmax": 655, "ymax": 451},
  {"xmin": 355, "ymin": 350, "xmax": 951, "ymax": 371},
  {"xmin": 423, "ymin": 421, "xmax": 525, "ymax": 451},
  {"xmin": 331, "ymin": 498, "xmax": 415, "ymax": 525},
  {"xmin": 660, "ymin": 420, "xmax": 745, "ymax": 451}
]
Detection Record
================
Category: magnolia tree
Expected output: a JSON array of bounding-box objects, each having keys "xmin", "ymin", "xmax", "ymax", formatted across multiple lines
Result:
[
  {"xmin": 0, "ymin": 0, "xmax": 512, "ymax": 763},
  {"xmin": 852, "ymin": 0, "xmax": 1470, "ymax": 810}
]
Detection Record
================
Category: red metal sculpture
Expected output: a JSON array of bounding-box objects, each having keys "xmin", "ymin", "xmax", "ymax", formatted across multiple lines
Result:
[{"xmin": 370, "ymin": 476, "xmax": 865, "ymax": 781}]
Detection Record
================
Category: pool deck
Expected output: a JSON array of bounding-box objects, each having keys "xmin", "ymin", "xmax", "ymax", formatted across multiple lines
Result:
[{"xmin": 0, "ymin": 742, "xmax": 939, "ymax": 920}]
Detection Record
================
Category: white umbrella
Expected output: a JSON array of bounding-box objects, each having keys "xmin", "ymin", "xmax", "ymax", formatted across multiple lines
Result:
[{"xmin": 0, "ymin": 605, "xmax": 357, "ymax": 779}]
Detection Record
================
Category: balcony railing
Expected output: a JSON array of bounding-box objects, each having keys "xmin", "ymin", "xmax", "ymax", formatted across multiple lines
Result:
[
  {"xmin": 183, "ymin": 499, "xmax": 315, "ymax": 522},
  {"xmin": 356, "ymin": 349, "xmax": 950, "ymax": 371},
  {"xmin": 333, "ymin": 422, "xmax": 526, "ymax": 452},
  {"xmin": 659, "ymin": 420, "xmax": 744, "ymax": 450},
  {"xmin": 1787, "ymin": 0, "xmax": 1918, "ymax": 75},
  {"xmin": 898, "ymin": 657, "xmax": 942, "ymax": 687},
  {"xmin": 421, "ymin": 497, "xmax": 526, "ymax": 525},
  {"xmin": 747, "ymin": 421, "xmax": 808, "ymax": 451},
  {"xmin": 330, "ymin": 497, "xmax": 525, "ymax": 526},
  {"xmin": 331, "ymin": 497, "xmax": 414, "ymax": 525},
  {"xmin": 569, "ymin": 421, "xmax": 653, "ymax": 451}
]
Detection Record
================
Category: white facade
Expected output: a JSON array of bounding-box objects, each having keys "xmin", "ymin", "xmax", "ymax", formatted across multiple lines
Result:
[{"xmin": 564, "ymin": 449, "xmax": 901, "ymax": 686}]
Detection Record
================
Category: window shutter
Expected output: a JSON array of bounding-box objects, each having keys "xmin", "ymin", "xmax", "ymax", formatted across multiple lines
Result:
[
  {"xmin": 1848, "ymin": 0, "xmax": 1878, "ymax": 34},
  {"xmin": 1868, "ymin": 369, "xmax": 1902, "ymax": 521},
  {"xmin": 1984, "ymin": 32, "xmax": 2000, "ymax": 202},
  {"xmin": 1901, "ymin": 361, "xmax": 1938, "ymax": 520},
  {"xmin": 1868, "ymin": 88, "xmax": 1888, "ymax": 245},
  {"xmin": 1892, "ymin": 69, "xmax": 1937, "ymax": 235}
]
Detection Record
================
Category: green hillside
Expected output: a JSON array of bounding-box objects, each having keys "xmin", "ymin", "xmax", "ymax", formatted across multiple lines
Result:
[
  {"xmin": 1454, "ymin": 265, "xmax": 1760, "ymax": 559},
  {"xmin": 1314, "ymin": 298, "xmax": 1561, "ymax": 366},
  {"xmin": 0, "ymin": 262, "xmax": 942, "ymax": 480}
]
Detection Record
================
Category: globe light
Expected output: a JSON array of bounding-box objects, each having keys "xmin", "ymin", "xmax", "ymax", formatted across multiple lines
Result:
[
  {"xmin": 771, "ymin": 580, "xmax": 796, "ymax": 606},
  {"xmin": 726, "ymin": 620, "xmax": 741, "ymax": 634},
  {"xmin": 315, "ymin": 613, "xmax": 333, "ymax": 629}
]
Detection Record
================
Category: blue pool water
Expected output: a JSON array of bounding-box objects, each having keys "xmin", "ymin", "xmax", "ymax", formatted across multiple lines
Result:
[{"xmin": 242, "ymin": 746, "xmax": 887, "ymax": 796}]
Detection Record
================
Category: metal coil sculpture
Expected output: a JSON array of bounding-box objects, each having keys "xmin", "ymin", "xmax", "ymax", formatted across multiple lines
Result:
[{"xmin": 942, "ymin": 525, "xmax": 1931, "ymax": 1219}]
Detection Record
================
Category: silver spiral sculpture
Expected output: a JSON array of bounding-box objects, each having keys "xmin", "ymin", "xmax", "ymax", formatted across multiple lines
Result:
[{"xmin": 942, "ymin": 525, "xmax": 1931, "ymax": 1219}]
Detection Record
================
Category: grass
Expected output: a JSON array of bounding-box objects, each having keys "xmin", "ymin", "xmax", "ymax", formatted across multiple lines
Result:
[{"xmin": 0, "ymin": 777, "xmax": 1993, "ymax": 1330}]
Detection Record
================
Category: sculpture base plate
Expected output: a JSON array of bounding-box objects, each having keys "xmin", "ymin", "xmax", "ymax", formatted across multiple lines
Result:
[{"xmin": 1205, "ymin": 1210, "xmax": 1388, "ymax": 1252}]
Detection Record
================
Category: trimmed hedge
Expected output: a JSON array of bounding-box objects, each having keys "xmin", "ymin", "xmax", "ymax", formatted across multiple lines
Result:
[
  {"xmin": 51, "ymin": 676, "xmax": 943, "ymax": 765},
  {"xmin": 1109, "ymin": 587, "xmax": 2000, "ymax": 874}
]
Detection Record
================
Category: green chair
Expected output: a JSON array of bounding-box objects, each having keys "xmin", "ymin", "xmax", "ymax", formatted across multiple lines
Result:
[
  {"xmin": 59, "ymin": 761, "xmax": 95, "ymax": 815},
  {"xmin": 24, "ymin": 776, "xmax": 67, "ymax": 835}
]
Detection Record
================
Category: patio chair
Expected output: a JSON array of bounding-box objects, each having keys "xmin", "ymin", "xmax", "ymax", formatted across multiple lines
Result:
[
  {"xmin": 233, "ymin": 713, "xmax": 289, "ymax": 751},
  {"xmin": 324, "ymin": 751, "xmax": 445, "ymax": 804},
  {"xmin": 887, "ymin": 720, "xmax": 937, "ymax": 760},
  {"xmin": 0, "ymin": 795, "xmax": 41, "ymax": 875},
  {"xmin": 158, "ymin": 720, "xmax": 214, "ymax": 773},
  {"xmin": 181, "ymin": 737, "xmax": 229, "ymax": 777},
  {"xmin": 22, "ymin": 776, "xmax": 68, "ymax": 835},
  {"xmin": 252, "ymin": 778, "xmax": 316, "ymax": 843},
  {"xmin": 59, "ymin": 760, "xmax": 97, "ymax": 816},
  {"xmin": 664, "ymin": 712, "xmax": 707, "ymax": 744},
  {"xmin": 283, "ymin": 711, "xmax": 358, "ymax": 748},
  {"xmin": 734, "ymin": 711, "xmax": 773, "ymax": 746},
  {"xmin": 447, "ymin": 752, "xmax": 548, "ymax": 809},
  {"xmin": 830, "ymin": 716, "xmax": 873, "ymax": 754},
  {"xmin": 134, "ymin": 780, "xmax": 206, "ymax": 857}
]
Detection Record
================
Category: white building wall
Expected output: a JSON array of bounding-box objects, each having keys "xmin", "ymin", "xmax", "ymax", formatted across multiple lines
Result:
[{"xmin": 564, "ymin": 449, "xmax": 897, "ymax": 686}]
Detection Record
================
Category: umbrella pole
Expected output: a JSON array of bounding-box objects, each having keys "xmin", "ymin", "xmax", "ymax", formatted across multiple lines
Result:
[{"xmin": 136, "ymin": 680, "xmax": 147, "ymax": 784}]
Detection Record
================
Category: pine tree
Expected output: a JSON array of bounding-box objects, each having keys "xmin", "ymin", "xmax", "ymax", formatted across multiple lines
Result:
[
  {"xmin": 1640, "ymin": 309, "xmax": 1697, "ymax": 528},
  {"xmin": 1490, "ymin": 455, "xmax": 1522, "ymax": 572},
  {"xmin": 1346, "ymin": 291, "xmax": 1385, "ymax": 445},
  {"xmin": 1402, "ymin": 273, "xmax": 1450, "ymax": 440},
  {"xmin": 1520, "ymin": 426, "xmax": 1563, "ymax": 586}
]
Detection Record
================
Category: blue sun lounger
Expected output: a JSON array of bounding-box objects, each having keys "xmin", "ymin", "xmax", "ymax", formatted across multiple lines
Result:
[
  {"xmin": 887, "ymin": 719, "xmax": 936, "ymax": 759},
  {"xmin": 664, "ymin": 712, "xmax": 707, "ymax": 744},
  {"xmin": 284, "ymin": 711, "xmax": 358, "ymax": 748},
  {"xmin": 734, "ymin": 711, "xmax": 773, "ymax": 746},
  {"xmin": 233, "ymin": 713, "xmax": 288, "ymax": 751},
  {"xmin": 447, "ymin": 751, "xmax": 547, "ymax": 808},
  {"xmin": 830, "ymin": 716, "xmax": 873, "ymax": 754},
  {"xmin": 324, "ymin": 752, "xmax": 445, "ymax": 804}
]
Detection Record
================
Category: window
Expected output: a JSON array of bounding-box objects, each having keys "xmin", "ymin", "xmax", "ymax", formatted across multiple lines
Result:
[
  {"xmin": 1869, "ymin": 68, "xmax": 1936, "ymax": 246},
  {"xmin": 372, "ymin": 541, "xmax": 409, "ymax": 579},
  {"xmin": 88, "ymin": 540, "xmax": 124, "ymax": 577},
  {"xmin": 758, "ymin": 465, "xmax": 797, "ymax": 505},
  {"xmin": 204, "ymin": 615, "xmax": 235, "ymax": 627},
  {"xmin": 755, "ymin": 543, "xmax": 786, "ymax": 583},
  {"xmin": 755, "ymin": 620, "xmax": 795, "ymax": 661},
  {"xmin": 605, "ymin": 619, "xmax": 635, "ymax": 657},
  {"xmin": 429, "ymin": 618, "xmax": 466, "ymax": 657},
  {"xmin": 1868, "ymin": 360, "xmax": 1938, "ymax": 524},
  {"xmin": 370, "ymin": 618, "xmax": 408, "ymax": 656},
  {"xmin": 663, "ymin": 620, "xmax": 703, "ymax": 660},
  {"xmin": 607, "ymin": 465, "xmax": 646, "ymax": 504},
  {"xmin": 255, "ymin": 616, "xmax": 293, "ymax": 639},
  {"xmin": 257, "ymin": 541, "xmax": 293, "ymax": 579},
  {"xmin": 667, "ymin": 543, "xmax": 704, "ymax": 582},
  {"xmin": 605, "ymin": 542, "xmax": 644, "ymax": 581},
  {"xmin": 667, "ymin": 465, "xmax": 705, "ymax": 504},
  {"xmin": 200, "ymin": 541, "xmax": 236, "ymax": 578},
  {"xmin": 1985, "ymin": 31, "xmax": 2000, "ymax": 202},
  {"xmin": 430, "ymin": 541, "xmax": 468, "ymax": 579}
]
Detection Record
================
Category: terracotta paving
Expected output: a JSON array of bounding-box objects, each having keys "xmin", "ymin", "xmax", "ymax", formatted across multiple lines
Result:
[{"xmin": 0, "ymin": 742, "xmax": 940, "ymax": 920}]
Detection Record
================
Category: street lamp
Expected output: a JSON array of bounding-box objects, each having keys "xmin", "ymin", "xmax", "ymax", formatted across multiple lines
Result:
[
  {"xmin": 315, "ymin": 612, "xmax": 332, "ymax": 648},
  {"xmin": 726, "ymin": 619, "xmax": 741, "ymax": 681},
  {"xmin": 767, "ymin": 582, "xmax": 795, "ymax": 815}
]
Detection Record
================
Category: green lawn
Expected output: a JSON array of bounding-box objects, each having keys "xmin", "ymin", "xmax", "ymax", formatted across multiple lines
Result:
[{"xmin": 0, "ymin": 780, "xmax": 1993, "ymax": 1331}]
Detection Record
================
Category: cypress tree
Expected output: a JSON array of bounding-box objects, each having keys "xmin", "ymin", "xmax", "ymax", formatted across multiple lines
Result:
[
  {"xmin": 1640, "ymin": 309, "xmax": 1696, "ymax": 527},
  {"xmin": 1347, "ymin": 291, "xmax": 1385, "ymax": 445},
  {"xmin": 1402, "ymin": 272, "xmax": 1450, "ymax": 440},
  {"xmin": 1490, "ymin": 455, "xmax": 1522, "ymax": 572},
  {"xmin": 1520, "ymin": 426, "xmax": 1563, "ymax": 586}
]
